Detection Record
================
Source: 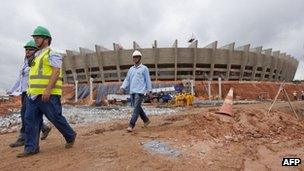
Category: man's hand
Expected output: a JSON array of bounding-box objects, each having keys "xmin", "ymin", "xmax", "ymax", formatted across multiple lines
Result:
[
  {"xmin": 118, "ymin": 88, "xmax": 124, "ymax": 95},
  {"xmin": 42, "ymin": 89, "xmax": 51, "ymax": 102}
]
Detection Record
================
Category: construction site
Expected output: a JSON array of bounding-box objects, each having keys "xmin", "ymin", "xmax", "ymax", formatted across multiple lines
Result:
[{"xmin": 1, "ymin": 41, "xmax": 304, "ymax": 170}]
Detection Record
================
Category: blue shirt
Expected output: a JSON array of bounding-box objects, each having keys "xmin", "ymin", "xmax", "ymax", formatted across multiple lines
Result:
[
  {"xmin": 121, "ymin": 64, "xmax": 152, "ymax": 94},
  {"xmin": 9, "ymin": 57, "xmax": 29, "ymax": 95}
]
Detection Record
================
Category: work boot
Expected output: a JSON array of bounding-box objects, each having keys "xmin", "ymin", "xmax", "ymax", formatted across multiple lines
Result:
[
  {"xmin": 41, "ymin": 126, "xmax": 52, "ymax": 140},
  {"xmin": 142, "ymin": 120, "xmax": 151, "ymax": 128},
  {"xmin": 16, "ymin": 149, "xmax": 39, "ymax": 158},
  {"xmin": 65, "ymin": 132, "xmax": 77, "ymax": 149},
  {"xmin": 126, "ymin": 126, "xmax": 134, "ymax": 132},
  {"xmin": 9, "ymin": 139, "xmax": 25, "ymax": 148}
]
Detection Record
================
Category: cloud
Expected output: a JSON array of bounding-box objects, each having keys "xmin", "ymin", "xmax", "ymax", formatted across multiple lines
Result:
[{"xmin": 0, "ymin": 0, "xmax": 303, "ymax": 90}]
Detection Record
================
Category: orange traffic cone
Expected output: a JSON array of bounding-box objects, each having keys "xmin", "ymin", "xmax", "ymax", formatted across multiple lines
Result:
[{"xmin": 216, "ymin": 87, "xmax": 233, "ymax": 116}]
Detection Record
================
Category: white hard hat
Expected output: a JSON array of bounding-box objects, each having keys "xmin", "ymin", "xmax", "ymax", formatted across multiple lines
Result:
[{"xmin": 132, "ymin": 50, "xmax": 142, "ymax": 57}]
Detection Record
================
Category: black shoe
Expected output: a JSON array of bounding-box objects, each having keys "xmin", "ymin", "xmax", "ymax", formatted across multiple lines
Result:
[
  {"xmin": 41, "ymin": 126, "xmax": 52, "ymax": 140},
  {"xmin": 16, "ymin": 149, "xmax": 39, "ymax": 158},
  {"xmin": 65, "ymin": 132, "xmax": 77, "ymax": 149},
  {"xmin": 9, "ymin": 139, "xmax": 25, "ymax": 148}
]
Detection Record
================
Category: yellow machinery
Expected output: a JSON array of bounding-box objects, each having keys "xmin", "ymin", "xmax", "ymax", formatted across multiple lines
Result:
[{"xmin": 174, "ymin": 92, "xmax": 194, "ymax": 106}]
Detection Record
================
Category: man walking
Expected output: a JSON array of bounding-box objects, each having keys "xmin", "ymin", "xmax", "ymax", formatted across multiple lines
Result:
[
  {"xmin": 17, "ymin": 26, "xmax": 76, "ymax": 157},
  {"xmin": 7, "ymin": 40, "xmax": 51, "ymax": 148},
  {"xmin": 119, "ymin": 50, "xmax": 152, "ymax": 132}
]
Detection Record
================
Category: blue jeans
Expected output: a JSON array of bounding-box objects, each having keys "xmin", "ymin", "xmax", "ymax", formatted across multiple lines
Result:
[
  {"xmin": 129, "ymin": 93, "xmax": 149, "ymax": 128},
  {"xmin": 19, "ymin": 92, "xmax": 27, "ymax": 140},
  {"xmin": 24, "ymin": 95, "xmax": 75, "ymax": 152},
  {"xmin": 19, "ymin": 92, "xmax": 49, "ymax": 141}
]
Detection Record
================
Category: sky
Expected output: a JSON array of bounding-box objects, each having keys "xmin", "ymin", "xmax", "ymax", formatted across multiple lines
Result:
[{"xmin": 0, "ymin": 0, "xmax": 303, "ymax": 91}]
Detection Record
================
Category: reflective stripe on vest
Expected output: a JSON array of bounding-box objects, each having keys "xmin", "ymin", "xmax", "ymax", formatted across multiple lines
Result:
[{"xmin": 28, "ymin": 48, "xmax": 63, "ymax": 95}]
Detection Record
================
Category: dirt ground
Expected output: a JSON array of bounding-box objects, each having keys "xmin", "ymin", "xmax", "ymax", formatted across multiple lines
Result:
[
  {"xmin": 0, "ymin": 96, "xmax": 20, "ymax": 117},
  {"xmin": 1, "ymin": 102, "xmax": 304, "ymax": 171}
]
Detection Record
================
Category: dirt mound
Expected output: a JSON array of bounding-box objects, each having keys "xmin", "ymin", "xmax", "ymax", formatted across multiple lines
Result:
[{"xmin": 195, "ymin": 81, "xmax": 304, "ymax": 100}]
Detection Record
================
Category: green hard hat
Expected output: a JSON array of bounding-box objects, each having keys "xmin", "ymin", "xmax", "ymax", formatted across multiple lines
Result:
[
  {"xmin": 24, "ymin": 40, "xmax": 37, "ymax": 49},
  {"xmin": 31, "ymin": 26, "xmax": 51, "ymax": 38}
]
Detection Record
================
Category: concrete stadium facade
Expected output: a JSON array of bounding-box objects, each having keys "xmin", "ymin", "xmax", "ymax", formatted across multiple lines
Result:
[{"xmin": 62, "ymin": 40, "xmax": 299, "ymax": 84}]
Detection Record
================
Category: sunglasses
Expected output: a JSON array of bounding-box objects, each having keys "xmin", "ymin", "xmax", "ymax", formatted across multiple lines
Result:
[
  {"xmin": 26, "ymin": 48, "xmax": 36, "ymax": 51},
  {"xmin": 133, "ymin": 56, "xmax": 141, "ymax": 58}
]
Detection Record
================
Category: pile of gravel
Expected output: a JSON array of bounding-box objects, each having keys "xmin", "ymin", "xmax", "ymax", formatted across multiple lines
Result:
[
  {"xmin": 0, "ymin": 105, "xmax": 182, "ymax": 134},
  {"xmin": 0, "ymin": 113, "xmax": 21, "ymax": 134}
]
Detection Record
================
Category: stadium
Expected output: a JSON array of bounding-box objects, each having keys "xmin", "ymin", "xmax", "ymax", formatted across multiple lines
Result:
[{"xmin": 62, "ymin": 40, "xmax": 299, "ymax": 83}]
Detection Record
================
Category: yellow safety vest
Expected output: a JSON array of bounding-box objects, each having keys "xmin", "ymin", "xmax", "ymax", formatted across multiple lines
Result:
[{"xmin": 28, "ymin": 48, "xmax": 63, "ymax": 95}]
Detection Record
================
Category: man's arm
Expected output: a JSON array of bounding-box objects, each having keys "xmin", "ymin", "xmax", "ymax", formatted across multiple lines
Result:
[
  {"xmin": 7, "ymin": 64, "xmax": 23, "ymax": 94},
  {"xmin": 144, "ymin": 67, "xmax": 152, "ymax": 93},
  {"xmin": 119, "ymin": 69, "xmax": 131, "ymax": 94},
  {"xmin": 8, "ymin": 77, "xmax": 20, "ymax": 95}
]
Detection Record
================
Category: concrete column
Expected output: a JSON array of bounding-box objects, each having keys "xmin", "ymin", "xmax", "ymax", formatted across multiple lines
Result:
[
  {"xmin": 75, "ymin": 80, "xmax": 78, "ymax": 103},
  {"xmin": 269, "ymin": 51, "xmax": 280, "ymax": 81},
  {"xmin": 290, "ymin": 58, "xmax": 298, "ymax": 81},
  {"xmin": 218, "ymin": 77, "xmax": 222, "ymax": 100},
  {"xmin": 61, "ymin": 53, "xmax": 68, "ymax": 83},
  {"xmin": 281, "ymin": 54, "xmax": 290, "ymax": 81},
  {"xmin": 291, "ymin": 57, "xmax": 296, "ymax": 81},
  {"xmin": 208, "ymin": 81, "xmax": 211, "ymax": 100},
  {"xmin": 220, "ymin": 42, "xmax": 235, "ymax": 80},
  {"xmin": 237, "ymin": 44, "xmax": 250, "ymax": 81},
  {"xmin": 289, "ymin": 57, "xmax": 294, "ymax": 80},
  {"xmin": 286, "ymin": 58, "xmax": 294, "ymax": 81},
  {"xmin": 79, "ymin": 47, "xmax": 94, "ymax": 83},
  {"xmin": 261, "ymin": 49, "xmax": 272, "ymax": 81},
  {"xmin": 191, "ymin": 80, "xmax": 195, "ymax": 95},
  {"xmin": 278, "ymin": 53, "xmax": 291, "ymax": 81},
  {"xmin": 95, "ymin": 45, "xmax": 106, "ymax": 83},
  {"xmin": 250, "ymin": 46, "xmax": 262, "ymax": 80},
  {"xmin": 189, "ymin": 40, "xmax": 198, "ymax": 80},
  {"xmin": 283, "ymin": 56, "xmax": 292, "ymax": 81},
  {"xmin": 205, "ymin": 41, "xmax": 217, "ymax": 80},
  {"xmin": 89, "ymin": 77, "xmax": 93, "ymax": 104},
  {"xmin": 113, "ymin": 43, "xmax": 121, "ymax": 82},
  {"xmin": 66, "ymin": 50, "xmax": 79, "ymax": 82},
  {"xmin": 153, "ymin": 40, "xmax": 159, "ymax": 81},
  {"xmin": 272, "ymin": 50, "xmax": 284, "ymax": 81},
  {"xmin": 172, "ymin": 39, "xmax": 178, "ymax": 81}
]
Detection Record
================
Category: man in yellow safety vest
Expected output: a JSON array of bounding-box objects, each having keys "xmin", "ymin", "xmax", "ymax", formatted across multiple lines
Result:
[
  {"xmin": 8, "ymin": 40, "xmax": 52, "ymax": 148},
  {"xmin": 17, "ymin": 26, "xmax": 77, "ymax": 158}
]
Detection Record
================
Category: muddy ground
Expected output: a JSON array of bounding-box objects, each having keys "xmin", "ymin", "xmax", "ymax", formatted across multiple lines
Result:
[{"xmin": 1, "ymin": 102, "xmax": 304, "ymax": 171}]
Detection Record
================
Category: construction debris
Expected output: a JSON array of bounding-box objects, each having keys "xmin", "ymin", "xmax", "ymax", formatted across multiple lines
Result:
[{"xmin": 0, "ymin": 105, "xmax": 183, "ymax": 134}]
